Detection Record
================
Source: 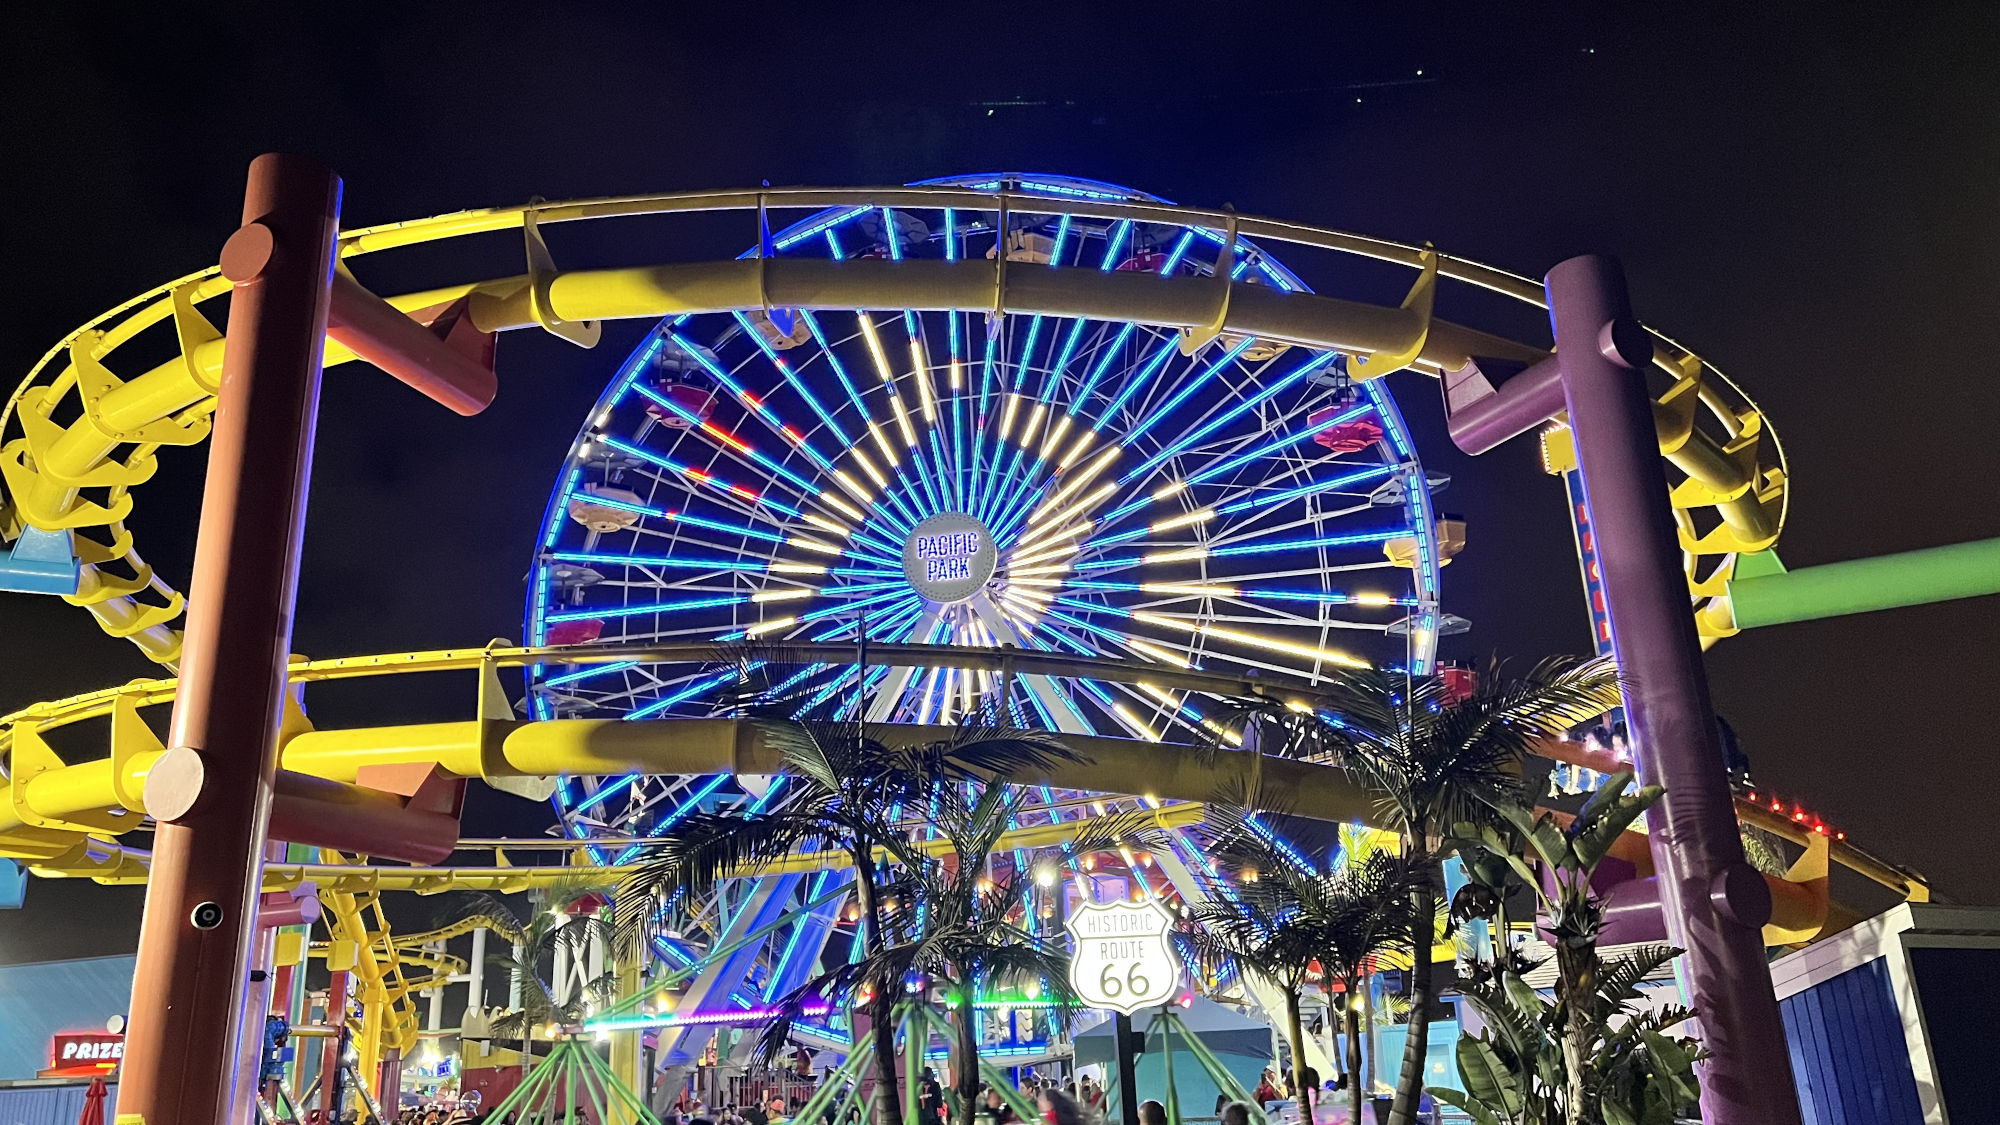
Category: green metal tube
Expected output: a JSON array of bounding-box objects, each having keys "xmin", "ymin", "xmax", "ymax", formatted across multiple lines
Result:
[{"xmin": 1727, "ymin": 537, "xmax": 2000, "ymax": 629}]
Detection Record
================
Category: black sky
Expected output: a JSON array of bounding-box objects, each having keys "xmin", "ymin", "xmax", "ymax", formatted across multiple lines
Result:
[{"xmin": 3, "ymin": 1, "xmax": 1997, "ymax": 963}]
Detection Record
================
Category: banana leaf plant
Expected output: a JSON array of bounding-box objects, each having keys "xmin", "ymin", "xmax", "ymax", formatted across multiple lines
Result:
[{"xmin": 1432, "ymin": 772, "xmax": 1704, "ymax": 1125}]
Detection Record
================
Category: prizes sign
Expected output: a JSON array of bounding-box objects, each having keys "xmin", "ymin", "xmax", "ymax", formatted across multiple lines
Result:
[{"xmin": 1066, "ymin": 899, "xmax": 1182, "ymax": 1013}]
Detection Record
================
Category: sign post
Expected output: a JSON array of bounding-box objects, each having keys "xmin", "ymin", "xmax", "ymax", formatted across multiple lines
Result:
[{"xmin": 1067, "ymin": 899, "xmax": 1183, "ymax": 1125}]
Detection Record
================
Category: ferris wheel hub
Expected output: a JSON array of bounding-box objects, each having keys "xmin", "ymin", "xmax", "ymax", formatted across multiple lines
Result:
[{"xmin": 902, "ymin": 511, "xmax": 997, "ymax": 605}]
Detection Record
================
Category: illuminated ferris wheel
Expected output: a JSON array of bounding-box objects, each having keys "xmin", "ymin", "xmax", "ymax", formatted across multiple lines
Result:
[{"xmin": 524, "ymin": 173, "xmax": 1451, "ymax": 846}]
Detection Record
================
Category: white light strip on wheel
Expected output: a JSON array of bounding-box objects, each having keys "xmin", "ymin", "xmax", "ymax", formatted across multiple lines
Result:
[
  {"xmin": 1040, "ymin": 414, "xmax": 1074, "ymax": 460},
  {"xmin": 786, "ymin": 537, "xmax": 843, "ymax": 556},
  {"xmin": 847, "ymin": 453, "xmax": 890, "ymax": 491},
  {"xmin": 800, "ymin": 513, "xmax": 850, "ymax": 538},
  {"xmin": 1009, "ymin": 539, "xmax": 1082, "ymax": 568},
  {"xmin": 1111, "ymin": 703, "xmax": 1161, "ymax": 742},
  {"xmin": 828, "ymin": 469, "xmax": 873, "ymax": 505},
  {"xmin": 1126, "ymin": 637, "xmax": 1191, "ymax": 667},
  {"xmin": 867, "ymin": 422, "xmax": 899, "ymax": 467},
  {"xmin": 999, "ymin": 394, "xmax": 1021, "ymax": 441},
  {"xmin": 1149, "ymin": 508, "xmax": 1216, "ymax": 534},
  {"xmin": 1016, "ymin": 517, "xmax": 1092, "ymax": 551},
  {"xmin": 888, "ymin": 395, "xmax": 918, "ymax": 447},
  {"xmin": 1059, "ymin": 428, "xmax": 1096, "ymax": 469},
  {"xmin": 746, "ymin": 616, "xmax": 797, "ymax": 637},
  {"xmin": 753, "ymin": 588, "xmax": 816, "ymax": 603},
  {"xmin": 1130, "ymin": 611, "xmax": 1369, "ymax": 669},
  {"xmin": 1019, "ymin": 402, "xmax": 1047, "ymax": 447},
  {"xmin": 858, "ymin": 315, "xmax": 895, "ymax": 383},
  {"xmin": 1029, "ymin": 483, "xmax": 1117, "ymax": 540},
  {"xmin": 819, "ymin": 491, "xmax": 865, "ymax": 522},
  {"xmin": 910, "ymin": 338, "xmax": 938, "ymax": 423},
  {"xmin": 1030, "ymin": 447, "xmax": 1120, "ymax": 524},
  {"xmin": 768, "ymin": 562, "xmax": 828, "ymax": 575}
]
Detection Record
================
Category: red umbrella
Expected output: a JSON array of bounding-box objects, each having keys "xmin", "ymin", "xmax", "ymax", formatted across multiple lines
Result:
[{"xmin": 76, "ymin": 1078, "xmax": 108, "ymax": 1125}]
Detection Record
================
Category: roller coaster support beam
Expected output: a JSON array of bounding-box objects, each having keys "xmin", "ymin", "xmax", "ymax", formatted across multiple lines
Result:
[
  {"xmin": 1549, "ymin": 254, "xmax": 1800, "ymax": 1125},
  {"xmin": 325, "ymin": 269, "xmax": 497, "ymax": 416},
  {"xmin": 1719, "ymin": 537, "xmax": 2000, "ymax": 630},
  {"xmin": 119, "ymin": 154, "xmax": 343, "ymax": 1125},
  {"xmin": 1440, "ymin": 353, "xmax": 1564, "ymax": 456}
]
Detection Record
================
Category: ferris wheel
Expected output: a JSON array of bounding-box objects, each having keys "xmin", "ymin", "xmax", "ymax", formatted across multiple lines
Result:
[
  {"xmin": 517, "ymin": 176, "xmax": 1451, "ymax": 1050},
  {"xmin": 526, "ymin": 174, "xmax": 1448, "ymax": 744}
]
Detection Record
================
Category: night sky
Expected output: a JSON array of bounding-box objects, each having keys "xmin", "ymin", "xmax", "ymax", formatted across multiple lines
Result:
[{"xmin": 3, "ymin": 2, "xmax": 1996, "ymax": 965}]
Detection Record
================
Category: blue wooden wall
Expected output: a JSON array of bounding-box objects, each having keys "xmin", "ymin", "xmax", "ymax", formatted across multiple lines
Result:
[
  {"xmin": 0, "ymin": 955, "xmax": 134, "ymax": 1081},
  {"xmin": 1778, "ymin": 956, "xmax": 1924, "ymax": 1125}
]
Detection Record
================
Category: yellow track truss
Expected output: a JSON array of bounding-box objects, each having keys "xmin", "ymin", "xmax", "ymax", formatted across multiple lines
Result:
[{"xmin": 0, "ymin": 185, "xmax": 1785, "ymax": 665}]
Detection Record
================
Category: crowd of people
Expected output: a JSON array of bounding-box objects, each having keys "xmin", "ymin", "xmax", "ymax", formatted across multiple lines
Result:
[{"xmin": 453, "ymin": 1057, "xmax": 1418, "ymax": 1125}]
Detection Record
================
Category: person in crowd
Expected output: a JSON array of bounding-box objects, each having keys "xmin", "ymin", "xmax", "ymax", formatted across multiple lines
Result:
[
  {"xmin": 982, "ymin": 1087, "xmax": 1017, "ymax": 1125},
  {"xmin": 919, "ymin": 1067, "xmax": 946, "ymax": 1125},
  {"xmin": 1136, "ymin": 1102, "xmax": 1167, "ymax": 1125},
  {"xmin": 1253, "ymin": 1070, "xmax": 1280, "ymax": 1107},
  {"xmin": 1078, "ymin": 1076, "xmax": 1104, "ymax": 1116},
  {"xmin": 1037, "ymin": 1088, "xmax": 1083, "ymax": 1125},
  {"xmin": 1218, "ymin": 1103, "xmax": 1254, "ymax": 1125},
  {"xmin": 765, "ymin": 1096, "xmax": 788, "ymax": 1124},
  {"xmin": 744, "ymin": 1099, "xmax": 769, "ymax": 1125}
]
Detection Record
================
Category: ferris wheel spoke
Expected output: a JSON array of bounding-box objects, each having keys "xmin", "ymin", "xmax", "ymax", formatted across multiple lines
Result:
[{"xmin": 1116, "ymin": 350, "xmax": 1339, "ymax": 485}]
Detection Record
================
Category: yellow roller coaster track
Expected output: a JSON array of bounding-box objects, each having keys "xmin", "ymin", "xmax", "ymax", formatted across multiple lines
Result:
[
  {"xmin": 0, "ymin": 642, "xmax": 1927, "ymax": 901},
  {"xmin": 0, "ymin": 185, "xmax": 1784, "ymax": 667}
]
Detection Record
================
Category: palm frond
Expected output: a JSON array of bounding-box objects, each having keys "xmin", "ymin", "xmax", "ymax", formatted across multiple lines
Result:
[
  {"xmin": 1598, "ymin": 944, "xmax": 1680, "ymax": 1007},
  {"xmin": 614, "ymin": 809, "xmax": 826, "ymax": 941}
]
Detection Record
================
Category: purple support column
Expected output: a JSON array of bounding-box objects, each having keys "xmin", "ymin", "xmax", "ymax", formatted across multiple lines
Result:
[{"xmin": 1548, "ymin": 255, "xmax": 1800, "ymax": 1125}]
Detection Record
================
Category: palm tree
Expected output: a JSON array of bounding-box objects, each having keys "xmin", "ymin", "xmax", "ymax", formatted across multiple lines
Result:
[
  {"xmin": 1282, "ymin": 656, "xmax": 1621, "ymax": 1125},
  {"xmin": 614, "ymin": 714, "xmax": 1079, "ymax": 1125},
  {"xmin": 1311, "ymin": 851, "xmax": 1429, "ymax": 1125},
  {"xmin": 475, "ymin": 884, "xmax": 619, "ymax": 1072},
  {"xmin": 754, "ymin": 781, "xmax": 1089, "ymax": 1125},
  {"xmin": 1180, "ymin": 824, "xmax": 1334, "ymax": 1121}
]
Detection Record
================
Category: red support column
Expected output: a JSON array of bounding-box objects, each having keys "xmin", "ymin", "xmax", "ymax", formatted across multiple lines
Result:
[
  {"xmin": 321, "ymin": 972, "xmax": 352, "ymax": 1119},
  {"xmin": 115, "ymin": 154, "xmax": 341, "ymax": 1125}
]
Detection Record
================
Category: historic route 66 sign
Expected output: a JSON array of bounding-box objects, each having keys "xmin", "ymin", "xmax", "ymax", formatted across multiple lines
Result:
[{"xmin": 1066, "ymin": 898, "xmax": 1182, "ymax": 1013}]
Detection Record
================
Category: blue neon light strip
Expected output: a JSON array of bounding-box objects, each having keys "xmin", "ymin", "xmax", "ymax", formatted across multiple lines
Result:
[
  {"xmin": 1099, "ymin": 220, "xmax": 1132, "ymax": 269},
  {"xmin": 1117, "ymin": 351, "xmax": 1338, "ymax": 483},
  {"xmin": 1068, "ymin": 323, "xmax": 1136, "ymax": 413},
  {"xmin": 731, "ymin": 311, "xmax": 853, "ymax": 447},
  {"xmin": 659, "ymin": 510, "xmax": 791, "ymax": 547},
  {"xmin": 600, "ymin": 436, "xmax": 806, "ymax": 519},
  {"xmin": 1213, "ymin": 463, "xmax": 1396, "ymax": 516},
  {"xmin": 1095, "ymin": 335, "xmax": 1181, "ymax": 423},
  {"xmin": 551, "ymin": 551, "xmax": 778, "ymax": 573},
  {"xmin": 773, "ymin": 206, "xmax": 870, "ymax": 249},
  {"xmin": 542, "ymin": 660, "xmax": 640, "ymax": 687},
  {"xmin": 1057, "ymin": 580, "xmax": 1417, "ymax": 606},
  {"xmin": 665, "ymin": 331, "xmax": 836, "ymax": 473},
  {"xmin": 1120, "ymin": 336, "xmax": 1258, "ymax": 450},
  {"xmin": 572, "ymin": 772, "xmax": 639, "ymax": 814},
  {"xmin": 626, "ymin": 666, "xmax": 753, "ymax": 721},
  {"xmin": 545, "ymin": 594, "xmax": 749, "ymax": 622},
  {"xmin": 613, "ymin": 773, "xmax": 732, "ymax": 863},
  {"xmin": 1206, "ymin": 528, "xmax": 1409, "ymax": 557}
]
